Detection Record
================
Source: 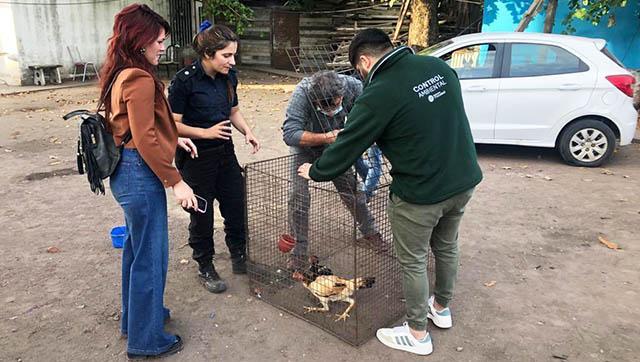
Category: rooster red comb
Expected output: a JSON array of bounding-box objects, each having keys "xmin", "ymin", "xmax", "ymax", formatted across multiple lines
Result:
[{"xmin": 292, "ymin": 271, "xmax": 304, "ymax": 281}]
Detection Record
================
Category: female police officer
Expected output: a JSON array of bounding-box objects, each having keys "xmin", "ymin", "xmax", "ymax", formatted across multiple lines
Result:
[{"xmin": 169, "ymin": 22, "xmax": 260, "ymax": 293}]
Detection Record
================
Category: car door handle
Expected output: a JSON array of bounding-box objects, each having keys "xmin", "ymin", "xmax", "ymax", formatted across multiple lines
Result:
[
  {"xmin": 558, "ymin": 84, "xmax": 581, "ymax": 91},
  {"xmin": 466, "ymin": 85, "xmax": 487, "ymax": 92}
]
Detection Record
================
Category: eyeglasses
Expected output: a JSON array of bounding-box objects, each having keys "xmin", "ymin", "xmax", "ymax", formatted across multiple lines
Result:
[{"xmin": 315, "ymin": 98, "xmax": 340, "ymax": 113}]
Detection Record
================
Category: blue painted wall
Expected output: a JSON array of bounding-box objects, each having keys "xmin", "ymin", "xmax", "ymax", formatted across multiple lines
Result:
[{"xmin": 482, "ymin": 0, "xmax": 640, "ymax": 69}]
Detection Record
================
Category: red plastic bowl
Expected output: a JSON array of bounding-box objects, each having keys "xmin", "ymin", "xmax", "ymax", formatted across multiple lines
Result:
[{"xmin": 278, "ymin": 234, "xmax": 296, "ymax": 253}]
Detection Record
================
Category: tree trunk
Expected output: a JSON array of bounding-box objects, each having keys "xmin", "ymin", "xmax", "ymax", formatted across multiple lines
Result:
[
  {"xmin": 408, "ymin": 0, "xmax": 438, "ymax": 49},
  {"xmin": 515, "ymin": 0, "xmax": 544, "ymax": 32},
  {"xmin": 543, "ymin": 0, "xmax": 558, "ymax": 33}
]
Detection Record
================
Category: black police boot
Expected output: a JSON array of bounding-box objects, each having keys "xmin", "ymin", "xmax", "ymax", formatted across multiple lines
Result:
[
  {"xmin": 198, "ymin": 264, "xmax": 227, "ymax": 293},
  {"xmin": 231, "ymin": 254, "xmax": 247, "ymax": 275}
]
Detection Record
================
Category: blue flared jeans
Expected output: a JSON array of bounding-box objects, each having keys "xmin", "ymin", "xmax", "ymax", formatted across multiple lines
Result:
[{"xmin": 110, "ymin": 149, "xmax": 177, "ymax": 355}]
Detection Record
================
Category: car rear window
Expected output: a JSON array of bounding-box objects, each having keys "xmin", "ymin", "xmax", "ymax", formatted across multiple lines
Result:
[
  {"xmin": 601, "ymin": 47, "xmax": 625, "ymax": 68},
  {"xmin": 441, "ymin": 43, "xmax": 499, "ymax": 79},
  {"xmin": 508, "ymin": 43, "xmax": 588, "ymax": 77}
]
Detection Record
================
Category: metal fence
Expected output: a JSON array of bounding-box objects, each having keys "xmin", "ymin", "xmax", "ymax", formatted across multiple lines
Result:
[{"xmin": 285, "ymin": 42, "xmax": 354, "ymax": 76}]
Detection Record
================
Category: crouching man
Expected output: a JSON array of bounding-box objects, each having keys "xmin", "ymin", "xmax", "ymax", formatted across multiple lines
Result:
[{"xmin": 282, "ymin": 70, "xmax": 386, "ymax": 271}]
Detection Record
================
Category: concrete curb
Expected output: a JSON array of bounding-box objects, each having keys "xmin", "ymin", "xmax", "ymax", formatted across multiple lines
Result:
[
  {"xmin": 240, "ymin": 66, "xmax": 304, "ymax": 79},
  {"xmin": 0, "ymin": 80, "xmax": 97, "ymax": 96}
]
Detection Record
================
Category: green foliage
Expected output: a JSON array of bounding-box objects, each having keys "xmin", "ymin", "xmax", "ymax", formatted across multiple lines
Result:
[
  {"xmin": 202, "ymin": 0, "xmax": 254, "ymax": 35},
  {"xmin": 562, "ymin": 0, "xmax": 638, "ymax": 34}
]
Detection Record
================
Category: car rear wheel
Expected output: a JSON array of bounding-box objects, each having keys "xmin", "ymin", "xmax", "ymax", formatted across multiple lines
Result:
[{"xmin": 558, "ymin": 119, "xmax": 616, "ymax": 167}]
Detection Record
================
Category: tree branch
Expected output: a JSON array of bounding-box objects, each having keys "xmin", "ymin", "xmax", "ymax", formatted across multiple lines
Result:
[
  {"xmin": 516, "ymin": 0, "xmax": 545, "ymax": 32},
  {"xmin": 543, "ymin": 0, "xmax": 559, "ymax": 33}
]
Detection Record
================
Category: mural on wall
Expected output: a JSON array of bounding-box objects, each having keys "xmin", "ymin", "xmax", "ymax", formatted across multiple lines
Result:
[{"xmin": 482, "ymin": 0, "xmax": 640, "ymax": 69}]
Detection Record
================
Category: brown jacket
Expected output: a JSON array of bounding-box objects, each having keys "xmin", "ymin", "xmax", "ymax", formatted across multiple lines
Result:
[{"xmin": 108, "ymin": 68, "xmax": 182, "ymax": 187}]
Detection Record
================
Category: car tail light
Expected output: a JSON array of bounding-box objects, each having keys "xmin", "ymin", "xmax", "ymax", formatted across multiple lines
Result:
[{"xmin": 605, "ymin": 75, "xmax": 635, "ymax": 97}]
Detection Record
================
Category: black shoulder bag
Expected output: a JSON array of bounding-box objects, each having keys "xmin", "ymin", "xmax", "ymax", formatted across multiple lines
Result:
[{"xmin": 63, "ymin": 71, "xmax": 131, "ymax": 195}]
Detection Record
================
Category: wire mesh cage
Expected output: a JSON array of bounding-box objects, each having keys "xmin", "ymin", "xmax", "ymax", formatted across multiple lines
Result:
[
  {"xmin": 285, "ymin": 42, "xmax": 354, "ymax": 76},
  {"xmin": 245, "ymin": 154, "xmax": 436, "ymax": 345},
  {"xmin": 247, "ymin": 154, "xmax": 390, "ymax": 345}
]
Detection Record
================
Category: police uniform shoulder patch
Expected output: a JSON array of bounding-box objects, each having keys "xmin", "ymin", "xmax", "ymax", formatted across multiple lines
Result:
[{"xmin": 176, "ymin": 65, "xmax": 197, "ymax": 81}]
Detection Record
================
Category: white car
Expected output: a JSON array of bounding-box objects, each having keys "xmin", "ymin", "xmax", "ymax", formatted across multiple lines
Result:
[{"xmin": 420, "ymin": 32, "xmax": 638, "ymax": 166}]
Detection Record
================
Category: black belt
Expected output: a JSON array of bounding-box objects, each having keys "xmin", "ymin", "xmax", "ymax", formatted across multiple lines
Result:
[{"xmin": 197, "ymin": 141, "xmax": 234, "ymax": 155}]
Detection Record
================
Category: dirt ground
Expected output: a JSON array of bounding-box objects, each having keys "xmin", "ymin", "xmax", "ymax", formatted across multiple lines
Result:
[{"xmin": 1, "ymin": 69, "xmax": 639, "ymax": 362}]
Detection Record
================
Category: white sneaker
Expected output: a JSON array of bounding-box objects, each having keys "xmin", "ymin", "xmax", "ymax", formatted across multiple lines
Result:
[
  {"xmin": 427, "ymin": 295, "xmax": 452, "ymax": 328},
  {"xmin": 376, "ymin": 322, "xmax": 433, "ymax": 355}
]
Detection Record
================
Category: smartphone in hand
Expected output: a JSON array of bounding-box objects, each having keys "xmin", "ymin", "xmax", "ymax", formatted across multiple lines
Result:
[
  {"xmin": 183, "ymin": 194, "xmax": 207, "ymax": 214},
  {"xmin": 194, "ymin": 194, "xmax": 207, "ymax": 213}
]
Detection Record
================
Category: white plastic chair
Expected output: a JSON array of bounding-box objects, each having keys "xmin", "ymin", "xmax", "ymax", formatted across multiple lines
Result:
[{"xmin": 67, "ymin": 46, "xmax": 99, "ymax": 82}]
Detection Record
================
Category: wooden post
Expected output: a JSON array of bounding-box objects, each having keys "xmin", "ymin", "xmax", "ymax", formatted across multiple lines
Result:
[{"xmin": 393, "ymin": 0, "xmax": 411, "ymax": 42}]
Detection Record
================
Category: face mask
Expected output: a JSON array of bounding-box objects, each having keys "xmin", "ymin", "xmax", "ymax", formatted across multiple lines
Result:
[{"xmin": 318, "ymin": 103, "xmax": 343, "ymax": 117}]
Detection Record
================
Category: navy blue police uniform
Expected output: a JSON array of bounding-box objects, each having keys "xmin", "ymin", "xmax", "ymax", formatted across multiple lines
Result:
[{"xmin": 168, "ymin": 61, "xmax": 246, "ymax": 270}]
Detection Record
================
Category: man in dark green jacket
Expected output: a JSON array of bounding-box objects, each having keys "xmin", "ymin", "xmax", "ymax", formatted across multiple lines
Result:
[{"xmin": 297, "ymin": 29, "xmax": 482, "ymax": 356}]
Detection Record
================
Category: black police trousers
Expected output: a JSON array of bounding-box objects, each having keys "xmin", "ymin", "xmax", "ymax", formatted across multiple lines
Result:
[{"xmin": 176, "ymin": 142, "xmax": 246, "ymax": 269}]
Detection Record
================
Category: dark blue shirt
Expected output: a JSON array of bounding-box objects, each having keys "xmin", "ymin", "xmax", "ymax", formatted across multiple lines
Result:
[{"xmin": 168, "ymin": 60, "xmax": 239, "ymax": 149}]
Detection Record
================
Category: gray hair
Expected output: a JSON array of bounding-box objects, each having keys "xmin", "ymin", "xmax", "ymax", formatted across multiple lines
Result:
[{"xmin": 309, "ymin": 71, "xmax": 346, "ymax": 104}]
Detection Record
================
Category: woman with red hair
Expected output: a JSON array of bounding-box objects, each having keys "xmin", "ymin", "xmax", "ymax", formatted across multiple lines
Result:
[{"xmin": 101, "ymin": 4, "xmax": 195, "ymax": 358}]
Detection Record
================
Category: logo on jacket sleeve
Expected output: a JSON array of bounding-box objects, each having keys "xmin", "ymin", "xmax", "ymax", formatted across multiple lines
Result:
[{"xmin": 413, "ymin": 74, "xmax": 447, "ymax": 102}]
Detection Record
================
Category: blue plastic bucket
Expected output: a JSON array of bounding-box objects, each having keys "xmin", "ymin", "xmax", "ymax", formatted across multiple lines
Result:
[{"xmin": 110, "ymin": 226, "xmax": 127, "ymax": 249}]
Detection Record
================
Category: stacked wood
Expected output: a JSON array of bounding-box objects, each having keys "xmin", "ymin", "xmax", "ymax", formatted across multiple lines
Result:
[
  {"xmin": 330, "ymin": 1, "xmax": 410, "ymax": 43},
  {"xmin": 239, "ymin": 7, "xmax": 272, "ymax": 66},
  {"xmin": 436, "ymin": 0, "xmax": 483, "ymax": 42},
  {"xmin": 238, "ymin": 0, "xmax": 482, "ymax": 68}
]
